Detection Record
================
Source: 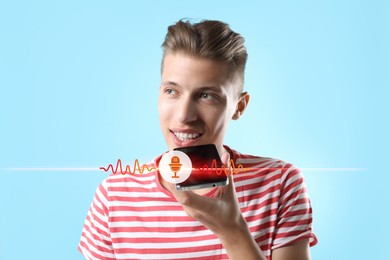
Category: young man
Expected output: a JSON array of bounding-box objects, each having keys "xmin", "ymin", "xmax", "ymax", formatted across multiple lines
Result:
[{"xmin": 78, "ymin": 19, "xmax": 317, "ymax": 260}]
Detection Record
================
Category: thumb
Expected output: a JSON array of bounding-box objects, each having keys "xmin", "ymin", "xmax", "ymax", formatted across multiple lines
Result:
[
  {"xmin": 220, "ymin": 151, "xmax": 234, "ymax": 183},
  {"xmin": 215, "ymin": 152, "xmax": 236, "ymax": 198},
  {"xmin": 220, "ymin": 152, "xmax": 231, "ymax": 169}
]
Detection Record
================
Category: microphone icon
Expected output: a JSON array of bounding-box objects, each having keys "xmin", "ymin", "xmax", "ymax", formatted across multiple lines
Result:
[{"xmin": 169, "ymin": 156, "xmax": 182, "ymax": 178}]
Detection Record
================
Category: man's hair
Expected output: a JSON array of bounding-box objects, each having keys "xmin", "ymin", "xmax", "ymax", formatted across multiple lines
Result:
[{"xmin": 161, "ymin": 19, "xmax": 248, "ymax": 92}]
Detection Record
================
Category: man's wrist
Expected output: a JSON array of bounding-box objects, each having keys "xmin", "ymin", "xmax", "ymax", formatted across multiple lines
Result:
[
  {"xmin": 217, "ymin": 215, "xmax": 249, "ymax": 246},
  {"xmin": 217, "ymin": 216, "xmax": 267, "ymax": 260}
]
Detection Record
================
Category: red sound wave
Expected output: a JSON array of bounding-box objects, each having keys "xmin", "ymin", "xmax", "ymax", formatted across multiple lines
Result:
[
  {"xmin": 198, "ymin": 159, "xmax": 246, "ymax": 175},
  {"xmin": 100, "ymin": 159, "xmax": 246, "ymax": 175},
  {"xmin": 99, "ymin": 159, "xmax": 156, "ymax": 175}
]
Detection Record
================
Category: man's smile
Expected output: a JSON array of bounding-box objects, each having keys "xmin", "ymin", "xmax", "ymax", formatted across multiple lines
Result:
[{"xmin": 170, "ymin": 129, "xmax": 203, "ymax": 146}]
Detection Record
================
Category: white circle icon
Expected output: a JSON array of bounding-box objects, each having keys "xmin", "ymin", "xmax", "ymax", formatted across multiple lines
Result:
[{"xmin": 159, "ymin": 150, "xmax": 192, "ymax": 184}]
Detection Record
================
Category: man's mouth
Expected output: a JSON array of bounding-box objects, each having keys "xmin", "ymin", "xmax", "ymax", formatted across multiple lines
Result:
[{"xmin": 172, "ymin": 131, "xmax": 202, "ymax": 142}]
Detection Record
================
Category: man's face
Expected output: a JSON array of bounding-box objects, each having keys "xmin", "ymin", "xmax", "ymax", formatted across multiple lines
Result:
[{"xmin": 158, "ymin": 53, "xmax": 244, "ymax": 154}]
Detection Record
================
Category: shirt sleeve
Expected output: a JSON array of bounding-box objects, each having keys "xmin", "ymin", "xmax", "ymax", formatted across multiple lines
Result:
[
  {"xmin": 78, "ymin": 180, "xmax": 116, "ymax": 260},
  {"xmin": 271, "ymin": 163, "xmax": 318, "ymax": 250}
]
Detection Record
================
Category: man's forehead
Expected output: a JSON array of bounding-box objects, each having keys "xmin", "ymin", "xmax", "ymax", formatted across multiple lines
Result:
[
  {"xmin": 161, "ymin": 53, "xmax": 241, "ymax": 95},
  {"xmin": 160, "ymin": 81, "xmax": 178, "ymax": 86}
]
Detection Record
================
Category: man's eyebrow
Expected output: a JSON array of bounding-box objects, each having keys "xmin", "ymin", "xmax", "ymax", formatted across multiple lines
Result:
[
  {"xmin": 160, "ymin": 81, "xmax": 223, "ymax": 93},
  {"xmin": 160, "ymin": 81, "xmax": 178, "ymax": 86},
  {"xmin": 198, "ymin": 86, "xmax": 223, "ymax": 92}
]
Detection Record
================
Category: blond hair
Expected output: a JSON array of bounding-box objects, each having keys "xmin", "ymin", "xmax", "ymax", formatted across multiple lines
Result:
[{"xmin": 161, "ymin": 19, "xmax": 248, "ymax": 92}]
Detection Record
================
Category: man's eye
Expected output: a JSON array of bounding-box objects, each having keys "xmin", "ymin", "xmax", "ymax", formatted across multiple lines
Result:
[
  {"xmin": 200, "ymin": 92, "xmax": 213, "ymax": 99},
  {"xmin": 165, "ymin": 88, "xmax": 176, "ymax": 95}
]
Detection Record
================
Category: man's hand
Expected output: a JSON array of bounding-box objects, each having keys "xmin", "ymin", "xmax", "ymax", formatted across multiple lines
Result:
[
  {"xmin": 165, "ymin": 153, "xmax": 267, "ymax": 260},
  {"xmin": 168, "ymin": 153, "xmax": 241, "ymax": 235}
]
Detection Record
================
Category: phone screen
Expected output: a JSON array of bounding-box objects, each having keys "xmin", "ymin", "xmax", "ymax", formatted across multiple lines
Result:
[{"xmin": 174, "ymin": 144, "xmax": 228, "ymax": 190}]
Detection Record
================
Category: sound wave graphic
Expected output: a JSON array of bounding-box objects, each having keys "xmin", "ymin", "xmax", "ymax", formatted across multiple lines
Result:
[
  {"xmin": 99, "ymin": 159, "xmax": 247, "ymax": 175},
  {"xmin": 99, "ymin": 159, "xmax": 156, "ymax": 175},
  {"xmin": 198, "ymin": 159, "xmax": 247, "ymax": 175},
  {"xmin": 3, "ymin": 166, "xmax": 366, "ymax": 173}
]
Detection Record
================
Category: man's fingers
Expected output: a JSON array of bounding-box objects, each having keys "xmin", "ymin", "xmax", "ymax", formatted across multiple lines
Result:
[
  {"xmin": 168, "ymin": 151, "xmax": 236, "ymax": 212},
  {"xmin": 220, "ymin": 152, "xmax": 231, "ymax": 169},
  {"xmin": 171, "ymin": 187, "xmax": 216, "ymax": 211},
  {"xmin": 216, "ymin": 152, "xmax": 236, "ymax": 196},
  {"xmin": 214, "ymin": 172, "xmax": 235, "ymax": 199}
]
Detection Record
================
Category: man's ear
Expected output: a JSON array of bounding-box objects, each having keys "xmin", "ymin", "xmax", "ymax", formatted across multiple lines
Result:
[{"xmin": 232, "ymin": 92, "xmax": 250, "ymax": 120}]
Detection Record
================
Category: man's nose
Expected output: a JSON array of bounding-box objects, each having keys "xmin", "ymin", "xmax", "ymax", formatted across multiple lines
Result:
[{"xmin": 176, "ymin": 96, "xmax": 198, "ymax": 124}]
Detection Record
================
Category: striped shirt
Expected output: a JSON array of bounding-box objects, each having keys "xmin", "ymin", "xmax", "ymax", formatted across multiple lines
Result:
[{"xmin": 78, "ymin": 146, "xmax": 317, "ymax": 259}]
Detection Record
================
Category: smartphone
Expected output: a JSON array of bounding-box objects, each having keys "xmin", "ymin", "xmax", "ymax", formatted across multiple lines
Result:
[{"xmin": 174, "ymin": 144, "xmax": 229, "ymax": 191}]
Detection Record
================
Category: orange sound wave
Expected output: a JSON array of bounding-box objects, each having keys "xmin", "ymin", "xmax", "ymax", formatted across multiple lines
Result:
[
  {"xmin": 100, "ymin": 159, "xmax": 246, "ymax": 175},
  {"xmin": 199, "ymin": 159, "xmax": 246, "ymax": 175},
  {"xmin": 99, "ymin": 159, "xmax": 156, "ymax": 175}
]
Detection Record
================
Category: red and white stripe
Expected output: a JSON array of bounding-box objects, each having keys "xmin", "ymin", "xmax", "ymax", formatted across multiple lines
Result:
[{"xmin": 79, "ymin": 147, "xmax": 317, "ymax": 259}]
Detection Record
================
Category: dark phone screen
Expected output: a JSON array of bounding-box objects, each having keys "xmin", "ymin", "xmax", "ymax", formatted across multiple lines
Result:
[{"xmin": 174, "ymin": 144, "xmax": 227, "ymax": 186}]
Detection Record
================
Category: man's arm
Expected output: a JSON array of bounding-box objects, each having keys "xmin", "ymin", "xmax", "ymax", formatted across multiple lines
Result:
[
  {"xmin": 169, "ymin": 176, "xmax": 312, "ymax": 260},
  {"xmin": 167, "ymin": 153, "xmax": 267, "ymax": 260},
  {"xmin": 167, "ymin": 153, "xmax": 313, "ymax": 260},
  {"xmin": 272, "ymin": 239, "xmax": 311, "ymax": 260},
  {"xmin": 169, "ymin": 177, "xmax": 267, "ymax": 259},
  {"xmin": 216, "ymin": 214, "xmax": 267, "ymax": 260}
]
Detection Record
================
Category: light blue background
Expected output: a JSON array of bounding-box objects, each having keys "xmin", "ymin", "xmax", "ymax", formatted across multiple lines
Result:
[{"xmin": 0, "ymin": 1, "xmax": 389, "ymax": 259}]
